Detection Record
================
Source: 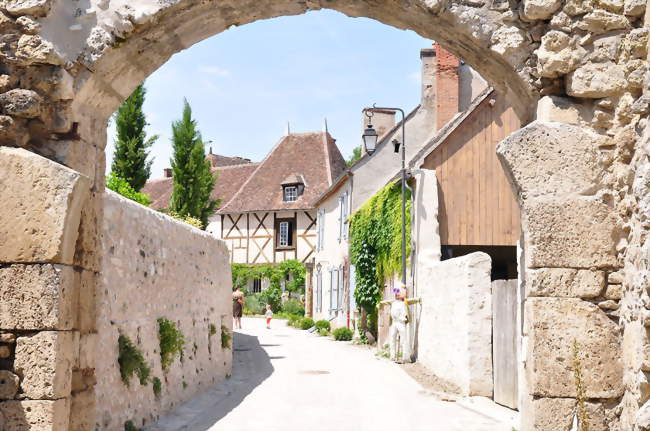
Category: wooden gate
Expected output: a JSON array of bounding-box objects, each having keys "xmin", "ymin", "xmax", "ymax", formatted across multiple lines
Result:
[{"xmin": 492, "ymin": 279, "xmax": 519, "ymax": 409}]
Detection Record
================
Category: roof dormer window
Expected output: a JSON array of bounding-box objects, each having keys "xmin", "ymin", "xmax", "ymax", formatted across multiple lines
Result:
[
  {"xmin": 281, "ymin": 174, "xmax": 305, "ymax": 202},
  {"xmin": 284, "ymin": 186, "xmax": 298, "ymax": 202}
]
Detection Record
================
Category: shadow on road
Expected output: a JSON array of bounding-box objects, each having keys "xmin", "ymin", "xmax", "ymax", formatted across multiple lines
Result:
[
  {"xmin": 150, "ymin": 331, "xmax": 274, "ymax": 431},
  {"xmin": 191, "ymin": 331, "xmax": 275, "ymax": 430}
]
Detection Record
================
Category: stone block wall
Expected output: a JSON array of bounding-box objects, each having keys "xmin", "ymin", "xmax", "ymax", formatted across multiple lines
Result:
[
  {"xmin": 416, "ymin": 252, "xmax": 493, "ymax": 397},
  {"xmin": 90, "ymin": 191, "xmax": 232, "ymax": 431}
]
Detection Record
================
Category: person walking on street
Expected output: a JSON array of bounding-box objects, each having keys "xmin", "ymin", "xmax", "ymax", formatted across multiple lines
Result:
[{"xmin": 233, "ymin": 287, "xmax": 244, "ymax": 329}]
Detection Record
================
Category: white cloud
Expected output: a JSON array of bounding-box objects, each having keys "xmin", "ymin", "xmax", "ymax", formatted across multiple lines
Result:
[{"xmin": 197, "ymin": 65, "xmax": 231, "ymax": 77}]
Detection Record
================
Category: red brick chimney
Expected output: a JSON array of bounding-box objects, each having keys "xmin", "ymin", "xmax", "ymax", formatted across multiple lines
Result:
[{"xmin": 433, "ymin": 43, "xmax": 460, "ymax": 130}]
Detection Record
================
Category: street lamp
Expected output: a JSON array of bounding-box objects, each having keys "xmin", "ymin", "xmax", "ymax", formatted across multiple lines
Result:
[
  {"xmin": 362, "ymin": 125, "xmax": 378, "ymax": 155},
  {"xmin": 362, "ymin": 106, "xmax": 407, "ymax": 286}
]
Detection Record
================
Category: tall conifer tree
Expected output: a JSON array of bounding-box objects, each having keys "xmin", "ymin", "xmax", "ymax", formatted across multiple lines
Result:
[
  {"xmin": 111, "ymin": 84, "xmax": 158, "ymax": 191},
  {"xmin": 169, "ymin": 99, "xmax": 219, "ymax": 227}
]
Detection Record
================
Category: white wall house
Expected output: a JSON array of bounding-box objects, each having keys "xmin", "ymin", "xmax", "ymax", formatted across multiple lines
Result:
[
  {"xmin": 312, "ymin": 174, "xmax": 354, "ymax": 327},
  {"xmin": 309, "ymin": 43, "xmax": 487, "ymax": 326}
]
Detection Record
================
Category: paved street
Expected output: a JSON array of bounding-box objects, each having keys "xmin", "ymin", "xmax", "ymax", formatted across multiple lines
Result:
[{"xmin": 149, "ymin": 317, "xmax": 517, "ymax": 431}]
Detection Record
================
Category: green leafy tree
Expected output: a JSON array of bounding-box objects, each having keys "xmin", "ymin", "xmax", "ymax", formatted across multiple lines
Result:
[
  {"xmin": 106, "ymin": 172, "xmax": 152, "ymax": 206},
  {"xmin": 169, "ymin": 99, "xmax": 219, "ymax": 227},
  {"xmin": 347, "ymin": 146, "xmax": 362, "ymax": 166},
  {"xmin": 111, "ymin": 84, "xmax": 158, "ymax": 191}
]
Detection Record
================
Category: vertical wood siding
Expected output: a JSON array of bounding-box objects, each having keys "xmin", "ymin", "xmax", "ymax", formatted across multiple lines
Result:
[{"xmin": 421, "ymin": 92, "xmax": 521, "ymax": 246}]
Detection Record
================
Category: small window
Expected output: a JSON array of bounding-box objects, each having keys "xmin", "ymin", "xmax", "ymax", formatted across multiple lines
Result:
[
  {"xmin": 284, "ymin": 186, "xmax": 297, "ymax": 202},
  {"xmin": 252, "ymin": 278, "xmax": 262, "ymax": 293},
  {"xmin": 275, "ymin": 218, "xmax": 295, "ymax": 249}
]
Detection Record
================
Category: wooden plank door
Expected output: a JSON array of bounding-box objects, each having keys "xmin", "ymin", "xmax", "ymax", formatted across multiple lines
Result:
[{"xmin": 492, "ymin": 279, "xmax": 519, "ymax": 409}]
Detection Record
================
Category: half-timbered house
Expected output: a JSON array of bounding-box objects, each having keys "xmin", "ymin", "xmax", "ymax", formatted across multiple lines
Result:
[{"xmin": 208, "ymin": 131, "xmax": 346, "ymax": 289}]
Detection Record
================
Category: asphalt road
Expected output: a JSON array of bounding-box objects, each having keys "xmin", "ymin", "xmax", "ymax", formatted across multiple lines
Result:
[{"xmin": 148, "ymin": 317, "xmax": 517, "ymax": 431}]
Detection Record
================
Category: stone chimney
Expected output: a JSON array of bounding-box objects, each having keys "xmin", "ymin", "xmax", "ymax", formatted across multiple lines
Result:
[
  {"xmin": 433, "ymin": 43, "xmax": 460, "ymax": 130},
  {"xmin": 420, "ymin": 48, "xmax": 437, "ymax": 109},
  {"xmin": 361, "ymin": 108, "xmax": 396, "ymax": 139},
  {"xmin": 163, "ymin": 168, "xmax": 172, "ymax": 178}
]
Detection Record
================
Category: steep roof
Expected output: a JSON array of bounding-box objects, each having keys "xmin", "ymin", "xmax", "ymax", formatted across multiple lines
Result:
[
  {"xmin": 205, "ymin": 152, "xmax": 252, "ymax": 168},
  {"xmin": 142, "ymin": 163, "xmax": 259, "ymax": 211},
  {"xmin": 218, "ymin": 131, "xmax": 345, "ymax": 214}
]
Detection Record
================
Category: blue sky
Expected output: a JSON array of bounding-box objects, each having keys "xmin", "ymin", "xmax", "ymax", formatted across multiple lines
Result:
[{"xmin": 106, "ymin": 10, "xmax": 433, "ymax": 179}]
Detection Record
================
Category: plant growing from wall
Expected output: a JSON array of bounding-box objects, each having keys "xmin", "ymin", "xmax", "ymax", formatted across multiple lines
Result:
[
  {"xmin": 349, "ymin": 180, "xmax": 411, "ymax": 315},
  {"xmin": 124, "ymin": 420, "xmax": 139, "ymax": 431},
  {"xmin": 158, "ymin": 318, "xmax": 185, "ymax": 370},
  {"xmin": 118, "ymin": 334, "xmax": 151, "ymax": 386},
  {"xmin": 107, "ymin": 173, "xmax": 152, "ymax": 206},
  {"xmin": 164, "ymin": 210, "xmax": 204, "ymax": 229},
  {"xmin": 111, "ymin": 84, "xmax": 158, "ymax": 192},
  {"xmin": 221, "ymin": 324, "xmax": 231, "ymax": 349},
  {"xmin": 573, "ymin": 339, "xmax": 589, "ymax": 431},
  {"xmin": 152, "ymin": 377, "xmax": 162, "ymax": 398},
  {"xmin": 169, "ymin": 99, "xmax": 220, "ymax": 227}
]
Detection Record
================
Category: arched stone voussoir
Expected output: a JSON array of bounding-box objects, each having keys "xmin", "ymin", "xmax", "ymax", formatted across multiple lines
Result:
[
  {"xmin": 496, "ymin": 121, "xmax": 609, "ymax": 202},
  {"xmin": 0, "ymin": 146, "xmax": 91, "ymax": 265},
  {"xmin": 42, "ymin": 0, "xmax": 539, "ymax": 123}
]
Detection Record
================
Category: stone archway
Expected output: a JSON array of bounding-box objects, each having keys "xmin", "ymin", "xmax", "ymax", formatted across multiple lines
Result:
[{"xmin": 0, "ymin": 1, "xmax": 649, "ymax": 430}]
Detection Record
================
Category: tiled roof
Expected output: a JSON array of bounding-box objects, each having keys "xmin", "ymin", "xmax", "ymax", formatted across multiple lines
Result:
[
  {"xmin": 218, "ymin": 131, "xmax": 345, "ymax": 214},
  {"xmin": 205, "ymin": 152, "xmax": 252, "ymax": 168},
  {"xmin": 141, "ymin": 163, "xmax": 259, "ymax": 211}
]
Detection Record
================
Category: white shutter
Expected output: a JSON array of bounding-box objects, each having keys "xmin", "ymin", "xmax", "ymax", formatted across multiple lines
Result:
[
  {"xmin": 337, "ymin": 196, "xmax": 343, "ymax": 243},
  {"xmin": 329, "ymin": 268, "xmax": 335, "ymax": 315},
  {"xmin": 343, "ymin": 191, "xmax": 349, "ymax": 240},
  {"xmin": 338, "ymin": 265, "xmax": 344, "ymax": 311}
]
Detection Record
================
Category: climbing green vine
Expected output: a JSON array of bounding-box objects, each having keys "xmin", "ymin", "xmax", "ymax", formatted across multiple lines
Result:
[
  {"xmin": 231, "ymin": 260, "xmax": 306, "ymax": 292},
  {"xmin": 349, "ymin": 180, "xmax": 411, "ymax": 313}
]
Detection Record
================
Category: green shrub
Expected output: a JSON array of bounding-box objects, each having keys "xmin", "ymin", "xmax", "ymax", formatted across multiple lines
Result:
[
  {"xmin": 124, "ymin": 420, "xmax": 139, "ymax": 431},
  {"xmin": 282, "ymin": 299, "xmax": 305, "ymax": 316},
  {"xmin": 318, "ymin": 328, "xmax": 330, "ymax": 337},
  {"xmin": 221, "ymin": 325, "xmax": 231, "ymax": 349},
  {"xmin": 166, "ymin": 210, "xmax": 203, "ymax": 229},
  {"xmin": 243, "ymin": 293, "xmax": 264, "ymax": 315},
  {"xmin": 209, "ymin": 323, "xmax": 217, "ymax": 336},
  {"xmin": 107, "ymin": 172, "xmax": 151, "ymax": 206},
  {"xmin": 299, "ymin": 317, "xmax": 315, "ymax": 330},
  {"xmin": 152, "ymin": 377, "xmax": 162, "ymax": 398},
  {"xmin": 314, "ymin": 320, "xmax": 331, "ymax": 332},
  {"xmin": 287, "ymin": 315, "xmax": 301, "ymax": 327},
  {"xmin": 118, "ymin": 334, "xmax": 151, "ymax": 386},
  {"xmin": 333, "ymin": 327, "xmax": 353, "ymax": 341},
  {"xmin": 259, "ymin": 285, "xmax": 282, "ymax": 312},
  {"xmin": 158, "ymin": 318, "xmax": 185, "ymax": 370}
]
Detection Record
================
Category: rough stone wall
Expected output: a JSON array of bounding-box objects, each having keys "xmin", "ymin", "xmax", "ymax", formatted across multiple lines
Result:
[
  {"xmin": 417, "ymin": 252, "xmax": 493, "ymax": 397},
  {"xmin": 93, "ymin": 191, "xmax": 232, "ymax": 431},
  {"xmin": 0, "ymin": 0, "xmax": 649, "ymax": 430}
]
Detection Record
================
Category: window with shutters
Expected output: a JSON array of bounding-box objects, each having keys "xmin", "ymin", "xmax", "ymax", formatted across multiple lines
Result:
[
  {"xmin": 337, "ymin": 265, "xmax": 344, "ymax": 311},
  {"xmin": 316, "ymin": 269, "xmax": 322, "ymax": 313},
  {"xmin": 342, "ymin": 191, "xmax": 350, "ymax": 240},
  {"xmin": 317, "ymin": 209, "xmax": 325, "ymax": 251},
  {"xmin": 337, "ymin": 196, "xmax": 344, "ymax": 243},
  {"xmin": 283, "ymin": 186, "xmax": 298, "ymax": 202}
]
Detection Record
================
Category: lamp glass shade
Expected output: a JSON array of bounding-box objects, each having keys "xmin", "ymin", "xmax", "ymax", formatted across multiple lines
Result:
[{"xmin": 362, "ymin": 125, "xmax": 378, "ymax": 155}]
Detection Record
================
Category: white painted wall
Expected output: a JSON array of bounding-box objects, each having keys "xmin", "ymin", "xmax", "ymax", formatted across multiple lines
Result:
[
  {"xmin": 312, "ymin": 180, "xmax": 352, "ymax": 328},
  {"xmin": 417, "ymin": 252, "xmax": 493, "ymax": 397}
]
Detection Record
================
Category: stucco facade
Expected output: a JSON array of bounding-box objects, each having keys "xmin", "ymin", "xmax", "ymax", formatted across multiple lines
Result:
[{"xmin": 312, "ymin": 178, "xmax": 353, "ymax": 328}]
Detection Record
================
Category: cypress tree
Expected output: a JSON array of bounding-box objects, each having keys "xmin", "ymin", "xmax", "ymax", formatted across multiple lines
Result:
[
  {"xmin": 111, "ymin": 84, "xmax": 158, "ymax": 191},
  {"xmin": 169, "ymin": 99, "xmax": 219, "ymax": 227}
]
